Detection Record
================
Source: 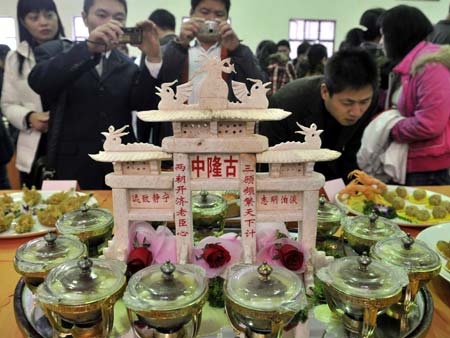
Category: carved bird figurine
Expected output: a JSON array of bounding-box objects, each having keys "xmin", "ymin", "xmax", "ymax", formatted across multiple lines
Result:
[
  {"xmin": 295, "ymin": 123, "xmax": 323, "ymax": 148},
  {"xmin": 156, "ymin": 80, "xmax": 193, "ymax": 109},
  {"xmin": 231, "ymin": 78, "xmax": 271, "ymax": 108},
  {"xmin": 101, "ymin": 125, "xmax": 129, "ymax": 151}
]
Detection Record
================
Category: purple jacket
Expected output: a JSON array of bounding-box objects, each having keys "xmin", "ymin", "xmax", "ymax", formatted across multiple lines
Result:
[{"xmin": 391, "ymin": 41, "xmax": 450, "ymax": 173}]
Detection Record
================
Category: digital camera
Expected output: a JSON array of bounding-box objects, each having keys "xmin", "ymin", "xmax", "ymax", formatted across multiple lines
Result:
[
  {"xmin": 119, "ymin": 27, "xmax": 143, "ymax": 44},
  {"xmin": 198, "ymin": 20, "xmax": 219, "ymax": 36}
]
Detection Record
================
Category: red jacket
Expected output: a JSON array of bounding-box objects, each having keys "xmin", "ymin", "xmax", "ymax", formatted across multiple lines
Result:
[{"xmin": 391, "ymin": 42, "xmax": 450, "ymax": 173}]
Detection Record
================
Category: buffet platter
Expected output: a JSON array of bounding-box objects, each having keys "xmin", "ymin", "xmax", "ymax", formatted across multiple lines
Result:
[
  {"xmin": 14, "ymin": 278, "xmax": 433, "ymax": 338},
  {"xmin": 417, "ymin": 222, "xmax": 450, "ymax": 283},
  {"xmin": 335, "ymin": 185, "xmax": 450, "ymax": 227},
  {"xmin": 0, "ymin": 190, "xmax": 97, "ymax": 239}
]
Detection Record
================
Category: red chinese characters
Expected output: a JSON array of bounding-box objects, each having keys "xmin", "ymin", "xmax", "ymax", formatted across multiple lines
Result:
[
  {"xmin": 190, "ymin": 155, "xmax": 239, "ymax": 178},
  {"xmin": 241, "ymin": 163, "xmax": 256, "ymax": 239},
  {"xmin": 256, "ymin": 193, "xmax": 301, "ymax": 210},
  {"xmin": 129, "ymin": 190, "xmax": 172, "ymax": 209},
  {"xmin": 174, "ymin": 158, "xmax": 190, "ymax": 237}
]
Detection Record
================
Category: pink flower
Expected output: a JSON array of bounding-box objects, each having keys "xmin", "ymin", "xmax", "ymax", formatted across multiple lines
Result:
[
  {"xmin": 256, "ymin": 237, "xmax": 307, "ymax": 273},
  {"xmin": 256, "ymin": 222, "xmax": 290, "ymax": 251},
  {"xmin": 128, "ymin": 222, "xmax": 176, "ymax": 264},
  {"xmin": 193, "ymin": 233, "xmax": 242, "ymax": 278}
]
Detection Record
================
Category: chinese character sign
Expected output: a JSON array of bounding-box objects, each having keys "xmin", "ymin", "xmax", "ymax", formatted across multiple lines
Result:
[
  {"xmin": 189, "ymin": 154, "xmax": 239, "ymax": 179},
  {"xmin": 173, "ymin": 154, "xmax": 193, "ymax": 263},
  {"xmin": 240, "ymin": 154, "xmax": 257, "ymax": 263},
  {"xmin": 256, "ymin": 192, "xmax": 302, "ymax": 211},
  {"xmin": 129, "ymin": 190, "xmax": 173, "ymax": 209}
]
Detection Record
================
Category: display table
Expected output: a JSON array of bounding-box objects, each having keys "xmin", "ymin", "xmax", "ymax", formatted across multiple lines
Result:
[{"xmin": 0, "ymin": 188, "xmax": 449, "ymax": 338}]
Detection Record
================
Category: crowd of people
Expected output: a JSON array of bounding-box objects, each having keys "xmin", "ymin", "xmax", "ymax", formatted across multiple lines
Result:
[{"xmin": 0, "ymin": 0, "xmax": 449, "ymax": 190}]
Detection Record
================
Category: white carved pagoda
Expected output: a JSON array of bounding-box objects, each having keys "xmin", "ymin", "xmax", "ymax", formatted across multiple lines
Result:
[{"xmin": 90, "ymin": 55, "xmax": 340, "ymax": 337}]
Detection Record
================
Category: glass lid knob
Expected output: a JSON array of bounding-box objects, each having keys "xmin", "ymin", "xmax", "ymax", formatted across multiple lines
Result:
[
  {"xmin": 369, "ymin": 212, "xmax": 378, "ymax": 226},
  {"xmin": 402, "ymin": 233, "xmax": 415, "ymax": 250},
  {"xmin": 358, "ymin": 252, "xmax": 372, "ymax": 272},
  {"xmin": 161, "ymin": 260, "xmax": 176, "ymax": 281},
  {"xmin": 257, "ymin": 261, "xmax": 273, "ymax": 281},
  {"xmin": 44, "ymin": 231, "xmax": 57, "ymax": 248},
  {"xmin": 78, "ymin": 256, "xmax": 93, "ymax": 276},
  {"xmin": 319, "ymin": 194, "xmax": 326, "ymax": 207}
]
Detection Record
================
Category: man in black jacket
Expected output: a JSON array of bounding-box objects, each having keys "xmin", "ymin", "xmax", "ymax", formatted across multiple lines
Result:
[
  {"xmin": 138, "ymin": 0, "xmax": 264, "ymax": 146},
  {"xmin": 260, "ymin": 49, "xmax": 378, "ymax": 182},
  {"xmin": 29, "ymin": 0, "xmax": 160, "ymax": 189}
]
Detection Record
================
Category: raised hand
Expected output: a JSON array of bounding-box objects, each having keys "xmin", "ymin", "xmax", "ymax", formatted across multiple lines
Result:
[
  {"xmin": 218, "ymin": 21, "xmax": 240, "ymax": 52},
  {"xmin": 86, "ymin": 20, "xmax": 123, "ymax": 54},
  {"xmin": 135, "ymin": 20, "xmax": 161, "ymax": 63}
]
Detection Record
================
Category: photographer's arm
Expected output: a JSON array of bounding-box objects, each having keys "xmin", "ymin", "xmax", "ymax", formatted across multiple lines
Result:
[{"xmin": 29, "ymin": 41, "xmax": 100, "ymax": 101}]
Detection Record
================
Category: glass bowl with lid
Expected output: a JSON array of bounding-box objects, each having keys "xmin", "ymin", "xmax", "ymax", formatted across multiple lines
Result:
[
  {"xmin": 343, "ymin": 212, "xmax": 403, "ymax": 254},
  {"xmin": 123, "ymin": 260, "xmax": 208, "ymax": 338},
  {"xmin": 192, "ymin": 191, "xmax": 227, "ymax": 237},
  {"xmin": 36, "ymin": 256, "xmax": 126, "ymax": 338},
  {"xmin": 56, "ymin": 206, "xmax": 113, "ymax": 257},
  {"xmin": 371, "ymin": 234, "xmax": 441, "ymax": 314},
  {"xmin": 317, "ymin": 253, "xmax": 409, "ymax": 337},
  {"xmin": 317, "ymin": 195, "xmax": 344, "ymax": 239},
  {"xmin": 14, "ymin": 231, "xmax": 86, "ymax": 293},
  {"xmin": 224, "ymin": 262, "xmax": 306, "ymax": 337}
]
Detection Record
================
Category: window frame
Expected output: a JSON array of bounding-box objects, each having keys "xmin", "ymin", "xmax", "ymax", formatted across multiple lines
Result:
[
  {"xmin": 0, "ymin": 16, "xmax": 17, "ymax": 50},
  {"xmin": 288, "ymin": 18, "xmax": 336, "ymax": 58},
  {"xmin": 72, "ymin": 16, "xmax": 89, "ymax": 41}
]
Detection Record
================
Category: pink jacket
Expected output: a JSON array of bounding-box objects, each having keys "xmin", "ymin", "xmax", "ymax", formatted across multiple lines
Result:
[{"xmin": 391, "ymin": 42, "xmax": 450, "ymax": 173}]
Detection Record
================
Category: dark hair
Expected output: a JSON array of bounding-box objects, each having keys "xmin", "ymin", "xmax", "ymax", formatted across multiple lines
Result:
[
  {"xmin": 191, "ymin": 0, "xmax": 230, "ymax": 13},
  {"xmin": 0, "ymin": 44, "xmax": 11, "ymax": 63},
  {"xmin": 297, "ymin": 41, "xmax": 310, "ymax": 55},
  {"xmin": 256, "ymin": 40, "xmax": 277, "ymax": 71},
  {"xmin": 359, "ymin": 8, "xmax": 385, "ymax": 41},
  {"xmin": 17, "ymin": 0, "xmax": 65, "ymax": 74},
  {"xmin": 340, "ymin": 28, "xmax": 365, "ymax": 50},
  {"xmin": 381, "ymin": 5, "xmax": 433, "ymax": 63},
  {"xmin": 83, "ymin": 0, "xmax": 128, "ymax": 14},
  {"xmin": 324, "ymin": 48, "xmax": 378, "ymax": 96},
  {"xmin": 276, "ymin": 39, "xmax": 290, "ymax": 50},
  {"xmin": 307, "ymin": 43, "xmax": 328, "ymax": 72},
  {"xmin": 149, "ymin": 9, "xmax": 176, "ymax": 31}
]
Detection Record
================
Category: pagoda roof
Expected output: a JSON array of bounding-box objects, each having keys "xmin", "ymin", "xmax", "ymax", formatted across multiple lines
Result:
[
  {"xmin": 89, "ymin": 143, "xmax": 172, "ymax": 162},
  {"xmin": 257, "ymin": 147, "xmax": 341, "ymax": 164},
  {"xmin": 137, "ymin": 108, "xmax": 291, "ymax": 122}
]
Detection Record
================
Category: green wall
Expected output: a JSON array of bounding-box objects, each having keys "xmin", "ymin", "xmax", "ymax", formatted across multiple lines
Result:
[{"xmin": 0, "ymin": 0, "xmax": 448, "ymax": 56}]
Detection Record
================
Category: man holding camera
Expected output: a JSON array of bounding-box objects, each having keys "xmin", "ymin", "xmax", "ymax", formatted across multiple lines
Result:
[
  {"xmin": 142, "ymin": 0, "xmax": 264, "ymax": 146},
  {"xmin": 28, "ymin": 0, "xmax": 161, "ymax": 189}
]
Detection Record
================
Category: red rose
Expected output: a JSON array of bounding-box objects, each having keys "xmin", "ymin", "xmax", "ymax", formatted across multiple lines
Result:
[
  {"xmin": 127, "ymin": 247, "xmax": 153, "ymax": 275},
  {"xmin": 202, "ymin": 243, "xmax": 231, "ymax": 269},
  {"xmin": 278, "ymin": 244, "xmax": 304, "ymax": 271}
]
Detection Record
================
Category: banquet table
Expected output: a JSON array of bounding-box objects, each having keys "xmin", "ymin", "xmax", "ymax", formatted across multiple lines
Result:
[{"xmin": 0, "ymin": 188, "xmax": 449, "ymax": 338}]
